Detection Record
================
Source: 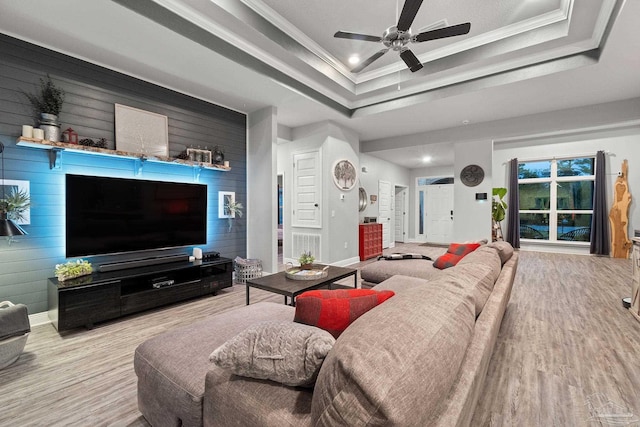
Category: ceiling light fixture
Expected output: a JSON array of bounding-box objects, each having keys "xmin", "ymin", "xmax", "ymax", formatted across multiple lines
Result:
[
  {"xmin": 0, "ymin": 142, "xmax": 28, "ymax": 237},
  {"xmin": 348, "ymin": 55, "xmax": 360, "ymax": 65},
  {"xmin": 422, "ymin": 156, "xmax": 432, "ymax": 163}
]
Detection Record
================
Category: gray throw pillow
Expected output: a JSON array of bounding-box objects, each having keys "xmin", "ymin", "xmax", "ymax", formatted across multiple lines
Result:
[{"xmin": 209, "ymin": 320, "xmax": 335, "ymax": 387}]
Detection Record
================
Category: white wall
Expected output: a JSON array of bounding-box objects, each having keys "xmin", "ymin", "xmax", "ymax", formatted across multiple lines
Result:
[
  {"xmin": 278, "ymin": 121, "xmax": 361, "ymax": 265},
  {"xmin": 454, "ymin": 140, "xmax": 494, "ymax": 242},
  {"xmin": 358, "ymin": 153, "xmax": 411, "ymax": 220},
  {"xmin": 493, "ymin": 125, "xmax": 640, "ymax": 254}
]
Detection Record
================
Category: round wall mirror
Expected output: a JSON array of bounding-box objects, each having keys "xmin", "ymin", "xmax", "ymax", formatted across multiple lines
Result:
[{"xmin": 359, "ymin": 187, "xmax": 368, "ymax": 212}]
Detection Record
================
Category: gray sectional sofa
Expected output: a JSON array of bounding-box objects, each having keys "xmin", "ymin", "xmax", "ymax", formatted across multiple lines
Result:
[{"xmin": 134, "ymin": 242, "xmax": 517, "ymax": 426}]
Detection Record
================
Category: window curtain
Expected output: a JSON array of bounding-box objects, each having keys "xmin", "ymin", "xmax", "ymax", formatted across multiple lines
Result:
[
  {"xmin": 590, "ymin": 150, "xmax": 609, "ymax": 255},
  {"xmin": 505, "ymin": 158, "xmax": 520, "ymax": 248}
]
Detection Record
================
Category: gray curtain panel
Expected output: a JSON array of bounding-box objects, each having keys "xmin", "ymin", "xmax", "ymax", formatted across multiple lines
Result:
[
  {"xmin": 506, "ymin": 158, "xmax": 520, "ymax": 248},
  {"xmin": 590, "ymin": 150, "xmax": 610, "ymax": 255}
]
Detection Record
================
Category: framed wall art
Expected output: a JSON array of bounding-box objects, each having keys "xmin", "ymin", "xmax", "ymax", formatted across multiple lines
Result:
[
  {"xmin": 0, "ymin": 179, "xmax": 30, "ymax": 224},
  {"xmin": 218, "ymin": 191, "xmax": 236, "ymax": 218},
  {"xmin": 332, "ymin": 159, "xmax": 357, "ymax": 191},
  {"xmin": 115, "ymin": 104, "xmax": 169, "ymax": 157}
]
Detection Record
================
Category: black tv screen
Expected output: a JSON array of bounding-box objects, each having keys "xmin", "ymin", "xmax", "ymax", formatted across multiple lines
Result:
[{"xmin": 65, "ymin": 174, "xmax": 207, "ymax": 257}]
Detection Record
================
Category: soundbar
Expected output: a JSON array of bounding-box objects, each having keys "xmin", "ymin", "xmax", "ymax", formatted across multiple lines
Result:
[{"xmin": 98, "ymin": 254, "xmax": 190, "ymax": 272}]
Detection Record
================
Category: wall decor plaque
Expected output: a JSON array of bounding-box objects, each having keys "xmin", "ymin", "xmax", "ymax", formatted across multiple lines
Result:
[
  {"xmin": 115, "ymin": 104, "xmax": 168, "ymax": 157},
  {"xmin": 460, "ymin": 164, "xmax": 484, "ymax": 187},
  {"xmin": 332, "ymin": 159, "xmax": 357, "ymax": 191}
]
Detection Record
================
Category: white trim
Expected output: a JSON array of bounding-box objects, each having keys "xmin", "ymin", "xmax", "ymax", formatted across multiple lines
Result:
[{"xmin": 29, "ymin": 312, "xmax": 51, "ymax": 327}]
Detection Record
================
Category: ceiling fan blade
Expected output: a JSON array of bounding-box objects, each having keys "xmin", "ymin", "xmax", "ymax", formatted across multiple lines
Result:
[
  {"xmin": 414, "ymin": 22, "xmax": 471, "ymax": 42},
  {"xmin": 400, "ymin": 49, "xmax": 423, "ymax": 72},
  {"xmin": 351, "ymin": 49, "xmax": 389, "ymax": 73},
  {"xmin": 397, "ymin": 0, "xmax": 424, "ymax": 32},
  {"xmin": 334, "ymin": 31, "xmax": 382, "ymax": 42}
]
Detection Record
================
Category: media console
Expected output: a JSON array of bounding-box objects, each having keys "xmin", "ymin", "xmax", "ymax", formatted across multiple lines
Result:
[{"xmin": 47, "ymin": 257, "xmax": 232, "ymax": 332}]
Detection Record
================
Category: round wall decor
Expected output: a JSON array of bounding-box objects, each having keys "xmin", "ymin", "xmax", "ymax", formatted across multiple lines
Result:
[
  {"xmin": 460, "ymin": 164, "xmax": 484, "ymax": 187},
  {"xmin": 332, "ymin": 159, "xmax": 357, "ymax": 190}
]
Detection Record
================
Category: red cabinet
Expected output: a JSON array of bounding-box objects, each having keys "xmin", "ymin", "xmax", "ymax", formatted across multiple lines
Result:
[{"xmin": 359, "ymin": 223, "xmax": 383, "ymax": 261}]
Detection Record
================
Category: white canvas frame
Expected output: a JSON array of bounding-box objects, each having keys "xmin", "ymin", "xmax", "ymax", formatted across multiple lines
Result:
[
  {"xmin": 0, "ymin": 179, "xmax": 30, "ymax": 224},
  {"xmin": 115, "ymin": 103, "xmax": 169, "ymax": 157},
  {"xmin": 218, "ymin": 191, "xmax": 235, "ymax": 218}
]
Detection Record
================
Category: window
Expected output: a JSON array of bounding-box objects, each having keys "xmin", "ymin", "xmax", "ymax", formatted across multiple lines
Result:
[{"xmin": 518, "ymin": 157, "xmax": 594, "ymax": 242}]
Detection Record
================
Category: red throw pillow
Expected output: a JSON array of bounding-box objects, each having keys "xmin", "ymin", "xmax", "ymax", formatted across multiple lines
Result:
[
  {"xmin": 433, "ymin": 242, "xmax": 481, "ymax": 269},
  {"xmin": 294, "ymin": 289, "xmax": 395, "ymax": 338}
]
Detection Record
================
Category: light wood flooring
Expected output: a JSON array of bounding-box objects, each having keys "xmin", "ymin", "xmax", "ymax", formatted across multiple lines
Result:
[{"xmin": 1, "ymin": 246, "xmax": 639, "ymax": 426}]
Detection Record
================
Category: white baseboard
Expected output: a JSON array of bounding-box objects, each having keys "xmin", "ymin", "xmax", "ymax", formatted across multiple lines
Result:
[{"xmin": 29, "ymin": 311, "xmax": 51, "ymax": 327}]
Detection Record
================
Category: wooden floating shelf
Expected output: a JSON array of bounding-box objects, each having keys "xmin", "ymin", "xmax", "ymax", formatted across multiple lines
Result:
[{"xmin": 16, "ymin": 137, "xmax": 231, "ymax": 172}]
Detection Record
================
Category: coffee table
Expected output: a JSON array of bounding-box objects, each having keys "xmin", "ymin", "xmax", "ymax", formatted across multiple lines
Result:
[{"xmin": 245, "ymin": 265, "xmax": 357, "ymax": 306}]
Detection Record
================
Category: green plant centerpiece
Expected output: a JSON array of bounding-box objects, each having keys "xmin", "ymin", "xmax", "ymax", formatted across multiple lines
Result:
[
  {"xmin": 54, "ymin": 259, "xmax": 93, "ymax": 282},
  {"xmin": 22, "ymin": 74, "xmax": 65, "ymax": 141},
  {"xmin": 492, "ymin": 187, "xmax": 508, "ymax": 241},
  {"xmin": 298, "ymin": 251, "xmax": 315, "ymax": 269}
]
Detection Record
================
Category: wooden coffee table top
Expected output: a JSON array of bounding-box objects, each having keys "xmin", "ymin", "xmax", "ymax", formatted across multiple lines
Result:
[{"xmin": 245, "ymin": 265, "xmax": 357, "ymax": 304}]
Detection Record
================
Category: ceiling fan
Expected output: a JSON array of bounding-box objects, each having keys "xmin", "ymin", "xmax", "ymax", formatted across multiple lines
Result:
[{"xmin": 334, "ymin": 0, "xmax": 471, "ymax": 73}]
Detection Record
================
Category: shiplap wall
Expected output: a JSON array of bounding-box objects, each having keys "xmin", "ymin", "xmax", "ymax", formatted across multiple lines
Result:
[{"xmin": 0, "ymin": 34, "xmax": 247, "ymax": 314}]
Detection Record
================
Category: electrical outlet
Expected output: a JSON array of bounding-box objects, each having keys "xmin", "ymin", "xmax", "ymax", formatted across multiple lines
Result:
[{"xmin": 344, "ymin": 241, "xmax": 348, "ymax": 249}]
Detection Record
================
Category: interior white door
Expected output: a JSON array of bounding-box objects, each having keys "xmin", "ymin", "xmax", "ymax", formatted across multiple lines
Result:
[
  {"xmin": 292, "ymin": 151, "xmax": 321, "ymax": 228},
  {"xmin": 378, "ymin": 180, "xmax": 391, "ymax": 248},
  {"xmin": 394, "ymin": 188, "xmax": 407, "ymax": 243},
  {"xmin": 426, "ymin": 184, "xmax": 454, "ymax": 243}
]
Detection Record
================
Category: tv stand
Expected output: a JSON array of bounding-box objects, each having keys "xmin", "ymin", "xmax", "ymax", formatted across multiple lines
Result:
[{"xmin": 48, "ymin": 257, "xmax": 232, "ymax": 331}]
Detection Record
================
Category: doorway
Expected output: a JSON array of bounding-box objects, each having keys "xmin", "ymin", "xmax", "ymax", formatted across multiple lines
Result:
[
  {"xmin": 416, "ymin": 176, "xmax": 454, "ymax": 244},
  {"xmin": 394, "ymin": 186, "xmax": 408, "ymax": 243}
]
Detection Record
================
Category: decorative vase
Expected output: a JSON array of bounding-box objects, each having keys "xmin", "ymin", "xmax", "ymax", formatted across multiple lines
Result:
[
  {"xmin": 39, "ymin": 113, "xmax": 60, "ymax": 142},
  {"xmin": 213, "ymin": 148, "xmax": 224, "ymax": 165},
  {"xmin": 300, "ymin": 263, "xmax": 313, "ymax": 270}
]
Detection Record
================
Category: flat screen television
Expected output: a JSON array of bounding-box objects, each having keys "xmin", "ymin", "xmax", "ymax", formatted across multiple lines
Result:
[{"xmin": 65, "ymin": 174, "xmax": 207, "ymax": 257}]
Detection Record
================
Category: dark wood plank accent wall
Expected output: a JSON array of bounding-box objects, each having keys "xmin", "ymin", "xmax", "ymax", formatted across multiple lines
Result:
[{"xmin": 0, "ymin": 34, "xmax": 247, "ymax": 314}]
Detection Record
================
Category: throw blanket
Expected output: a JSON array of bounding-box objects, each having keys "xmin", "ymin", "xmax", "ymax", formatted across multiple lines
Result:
[{"xmin": 377, "ymin": 253, "xmax": 433, "ymax": 261}]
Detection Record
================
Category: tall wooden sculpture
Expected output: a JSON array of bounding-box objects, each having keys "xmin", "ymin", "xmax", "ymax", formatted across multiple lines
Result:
[{"xmin": 609, "ymin": 160, "xmax": 632, "ymax": 258}]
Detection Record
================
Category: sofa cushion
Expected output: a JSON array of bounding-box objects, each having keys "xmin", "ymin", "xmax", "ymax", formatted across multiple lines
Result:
[
  {"xmin": 210, "ymin": 320, "xmax": 335, "ymax": 387},
  {"xmin": 311, "ymin": 281, "xmax": 475, "ymax": 426},
  {"xmin": 445, "ymin": 245, "xmax": 502, "ymax": 315},
  {"xmin": 433, "ymin": 243, "xmax": 481, "ymax": 269},
  {"xmin": 487, "ymin": 241, "xmax": 515, "ymax": 265},
  {"xmin": 294, "ymin": 289, "xmax": 395, "ymax": 338},
  {"xmin": 359, "ymin": 246, "xmax": 446, "ymax": 285}
]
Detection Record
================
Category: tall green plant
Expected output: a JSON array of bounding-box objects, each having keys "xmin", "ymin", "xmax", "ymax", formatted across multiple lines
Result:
[{"xmin": 492, "ymin": 187, "xmax": 508, "ymax": 223}]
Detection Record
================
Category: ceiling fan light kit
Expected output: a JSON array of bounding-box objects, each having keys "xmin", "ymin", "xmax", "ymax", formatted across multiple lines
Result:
[{"xmin": 334, "ymin": 0, "xmax": 471, "ymax": 73}]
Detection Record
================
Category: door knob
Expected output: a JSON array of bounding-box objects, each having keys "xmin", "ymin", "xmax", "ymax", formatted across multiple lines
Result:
[{"xmin": 314, "ymin": 203, "xmax": 319, "ymax": 207}]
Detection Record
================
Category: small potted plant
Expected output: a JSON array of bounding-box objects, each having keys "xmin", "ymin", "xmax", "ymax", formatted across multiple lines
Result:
[
  {"xmin": 54, "ymin": 259, "xmax": 93, "ymax": 282},
  {"xmin": 22, "ymin": 74, "xmax": 65, "ymax": 141},
  {"xmin": 298, "ymin": 251, "xmax": 315, "ymax": 270}
]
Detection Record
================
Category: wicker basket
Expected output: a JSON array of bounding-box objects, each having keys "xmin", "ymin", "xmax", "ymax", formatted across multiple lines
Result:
[
  {"xmin": 0, "ymin": 333, "xmax": 29, "ymax": 369},
  {"xmin": 234, "ymin": 258, "xmax": 263, "ymax": 284}
]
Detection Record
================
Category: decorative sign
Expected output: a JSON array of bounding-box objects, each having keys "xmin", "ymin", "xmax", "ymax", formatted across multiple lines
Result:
[
  {"xmin": 460, "ymin": 164, "xmax": 485, "ymax": 187},
  {"xmin": 115, "ymin": 104, "xmax": 169, "ymax": 157},
  {"xmin": 218, "ymin": 191, "xmax": 235, "ymax": 218},
  {"xmin": 332, "ymin": 159, "xmax": 357, "ymax": 191}
]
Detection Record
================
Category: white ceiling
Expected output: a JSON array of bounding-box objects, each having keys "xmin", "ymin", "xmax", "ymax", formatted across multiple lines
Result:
[{"xmin": 1, "ymin": 0, "xmax": 639, "ymax": 169}]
